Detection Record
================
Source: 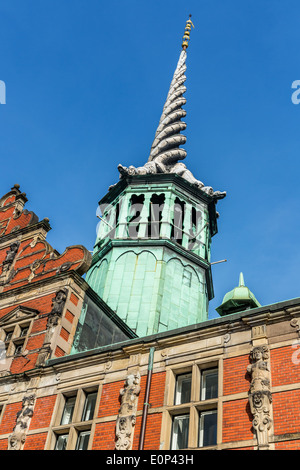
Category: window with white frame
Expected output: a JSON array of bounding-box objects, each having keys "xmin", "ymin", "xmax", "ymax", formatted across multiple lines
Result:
[
  {"xmin": 174, "ymin": 373, "xmax": 192, "ymax": 405},
  {"xmin": 169, "ymin": 365, "xmax": 219, "ymax": 449},
  {"xmin": 52, "ymin": 388, "xmax": 99, "ymax": 450}
]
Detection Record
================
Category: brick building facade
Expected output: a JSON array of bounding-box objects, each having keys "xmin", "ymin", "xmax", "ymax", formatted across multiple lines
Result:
[
  {"xmin": 1, "ymin": 19, "xmax": 299, "ymax": 453},
  {"xmin": 0, "ymin": 182, "xmax": 300, "ymax": 451}
]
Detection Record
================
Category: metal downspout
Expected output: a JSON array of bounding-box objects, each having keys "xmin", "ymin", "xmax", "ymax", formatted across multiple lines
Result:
[{"xmin": 138, "ymin": 346, "xmax": 155, "ymax": 450}]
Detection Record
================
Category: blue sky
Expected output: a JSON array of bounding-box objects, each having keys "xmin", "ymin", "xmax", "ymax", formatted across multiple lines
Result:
[{"xmin": 1, "ymin": 0, "xmax": 300, "ymax": 319}]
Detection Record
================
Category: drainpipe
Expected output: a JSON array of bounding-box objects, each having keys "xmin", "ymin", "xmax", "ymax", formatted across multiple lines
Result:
[{"xmin": 138, "ymin": 346, "xmax": 155, "ymax": 450}]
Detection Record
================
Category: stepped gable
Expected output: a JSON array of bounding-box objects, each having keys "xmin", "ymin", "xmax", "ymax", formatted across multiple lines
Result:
[
  {"xmin": 0, "ymin": 184, "xmax": 92, "ymax": 292},
  {"xmin": 0, "ymin": 184, "xmax": 39, "ymax": 237}
]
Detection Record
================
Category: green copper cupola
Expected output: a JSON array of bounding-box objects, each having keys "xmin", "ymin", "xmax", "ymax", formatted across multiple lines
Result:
[
  {"xmin": 216, "ymin": 272, "xmax": 261, "ymax": 316},
  {"xmin": 86, "ymin": 18, "xmax": 226, "ymax": 337}
]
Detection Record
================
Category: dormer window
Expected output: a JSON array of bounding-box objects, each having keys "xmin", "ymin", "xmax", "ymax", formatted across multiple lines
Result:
[
  {"xmin": 4, "ymin": 330, "xmax": 13, "ymax": 342},
  {"xmin": 14, "ymin": 342, "xmax": 25, "ymax": 356},
  {"xmin": 1, "ymin": 322, "xmax": 31, "ymax": 357},
  {"xmin": 20, "ymin": 326, "xmax": 29, "ymax": 337},
  {"xmin": 0, "ymin": 306, "xmax": 39, "ymax": 359}
]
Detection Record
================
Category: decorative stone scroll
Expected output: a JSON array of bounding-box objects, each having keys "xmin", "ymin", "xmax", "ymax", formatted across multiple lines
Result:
[
  {"xmin": 247, "ymin": 345, "xmax": 273, "ymax": 449},
  {"xmin": 115, "ymin": 372, "xmax": 141, "ymax": 450},
  {"xmin": 290, "ymin": 318, "xmax": 300, "ymax": 336},
  {"xmin": 8, "ymin": 394, "xmax": 36, "ymax": 450}
]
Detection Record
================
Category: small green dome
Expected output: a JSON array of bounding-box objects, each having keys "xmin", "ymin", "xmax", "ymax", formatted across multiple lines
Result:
[{"xmin": 216, "ymin": 273, "xmax": 261, "ymax": 316}]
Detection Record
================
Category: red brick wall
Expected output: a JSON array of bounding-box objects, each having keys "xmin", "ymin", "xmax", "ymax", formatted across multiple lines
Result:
[
  {"xmin": 138, "ymin": 372, "xmax": 166, "ymax": 411},
  {"xmin": 10, "ymin": 353, "xmax": 39, "ymax": 374},
  {"xmin": 0, "ymin": 438, "xmax": 8, "ymax": 450},
  {"xmin": 23, "ymin": 433, "xmax": 48, "ymax": 450},
  {"xmin": 271, "ymin": 346, "xmax": 300, "ymax": 387},
  {"xmin": 70, "ymin": 293, "xmax": 79, "ymax": 306},
  {"xmin": 273, "ymin": 389, "xmax": 300, "ymax": 436},
  {"xmin": 222, "ymin": 399, "xmax": 253, "ymax": 443},
  {"xmin": 0, "ymin": 402, "xmax": 22, "ymax": 435},
  {"xmin": 60, "ymin": 327, "xmax": 70, "ymax": 342},
  {"xmin": 97, "ymin": 380, "xmax": 122, "ymax": 418},
  {"xmin": 223, "ymin": 354, "xmax": 251, "ymax": 395},
  {"xmin": 0, "ymin": 293, "xmax": 54, "ymax": 321},
  {"xmin": 26, "ymin": 333, "xmax": 45, "ymax": 351},
  {"xmin": 54, "ymin": 346, "xmax": 65, "ymax": 357},
  {"xmin": 29, "ymin": 395, "xmax": 57, "ymax": 430},
  {"xmin": 65, "ymin": 310, "xmax": 75, "ymax": 324},
  {"xmin": 93, "ymin": 371, "xmax": 166, "ymax": 449},
  {"xmin": 98, "ymin": 372, "xmax": 166, "ymax": 418},
  {"xmin": 92, "ymin": 421, "xmax": 116, "ymax": 450},
  {"xmin": 275, "ymin": 440, "xmax": 300, "ymax": 450},
  {"xmin": 132, "ymin": 413, "xmax": 162, "ymax": 450}
]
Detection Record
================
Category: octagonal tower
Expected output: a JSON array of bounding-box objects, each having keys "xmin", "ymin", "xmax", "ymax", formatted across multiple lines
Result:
[{"xmin": 86, "ymin": 17, "xmax": 226, "ymax": 336}]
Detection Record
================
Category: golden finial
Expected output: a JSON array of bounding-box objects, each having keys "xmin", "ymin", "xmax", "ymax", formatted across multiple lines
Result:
[{"xmin": 182, "ymin": 14, "xmax": 194, "ymax": 50}]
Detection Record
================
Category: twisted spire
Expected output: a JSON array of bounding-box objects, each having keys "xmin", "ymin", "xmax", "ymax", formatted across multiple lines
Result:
[
  {"xmin": 148, "ymin": 17, "xmax": 194, "ymax": 167},
  {"xmin": 115, "ymin": 16, "xmax": 226, "ymax": 200}
]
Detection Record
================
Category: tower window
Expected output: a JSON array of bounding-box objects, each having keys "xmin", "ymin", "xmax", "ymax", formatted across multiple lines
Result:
[
  {"xmin": 128, "ymin": 194, "xmax": 144, "ymax": 239},
  {"xmin": 148, "ymin": 193, "xmax": 165, "ymax": 239},
  {"xmin": 171, "ymin": 198, "xmax": 185, "ymax": 245},
  {"xmin": 183, "ymin": 269, "xmax": 192, "ymax": 287}
]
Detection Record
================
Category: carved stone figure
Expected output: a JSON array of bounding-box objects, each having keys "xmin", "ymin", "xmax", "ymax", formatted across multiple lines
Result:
[
  {"xmin": 2, "ymin": 242, "xmax": 19, "ymax": 273},
  {"xmin": 49, "ymin": 288, "xmax": 68, "ymax": 318},
  {"xmin": 247, "ymin": 345, "xmax": 273, "ymax": 449},
  {"xmin": 36, "ymin": 288, "xmax": 68, "ymax": 367},
  {"xmin": 0, "ymin": 241, "xmax": 20, "ymax": 286},
  {"xmin": 8, "ymin": 394, "xmax": 36, "ymax": 450},
  {"xmin": 115, "ymin": 372, "xmax": 140, "ymax": 450},
  {"xmin": 45, "ymin": 288, "xmax": 68, "ymax": 335},
  {"xmin": 45, "ymin": 288, "xmax": 68, "ymax": 344}
]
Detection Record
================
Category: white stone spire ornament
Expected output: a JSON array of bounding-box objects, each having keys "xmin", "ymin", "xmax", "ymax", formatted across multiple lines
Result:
[
  {"xmin": 117, "ymin": 16, "xmax": 226, "ymax": 200},
  {"xmin": 147, "ymin": 47, "xmax": 188, "ymax": 166}
]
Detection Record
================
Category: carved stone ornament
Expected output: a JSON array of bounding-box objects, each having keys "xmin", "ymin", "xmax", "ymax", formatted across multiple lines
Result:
[
  {"xmin": 8, "ymin": 394, "xmax": 36, "ymax": 450},
  {"xmin": 47, "ymin": 287, "xmax": 68, "ymax": 328},
  {"xmin": 36, "ymin": 288, "xmax": 68, "ymax": 366},
  {"xmin": 56, "ymin": 262, "xmax": 72, "ymax": 274},
  {"xmin": 223, "ymin": 333, "xmax": 231, "ymax": 344},
  {"xmin": 115, "ymin": 372, "xmax": 141, "ymax": 450},
  {"xmin": 0, "ymin": 241, "xmax": 20, "ymax": 286},
  {"xmin": 2, "ymin": 242, "xmax": 19, "ymax": 272},
  {"xmin": 247, "ymin": 345, "xmax": 273, "ymax": 449},
  {"xmin": 290, "ymin": 318, "xmax": 300, "ymax": 336}
]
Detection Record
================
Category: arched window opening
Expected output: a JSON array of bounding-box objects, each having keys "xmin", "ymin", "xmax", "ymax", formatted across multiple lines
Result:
[
  {"xmin": 148, "ymin": 194, "xmax": 165, "ymax": 239},
  {"xmin": 128, "ymin": 194, "xmax": 144, "ymax": 239},
  {"xmin": 188, "ymin": 206, "xmax": 202, "ymax": 251},
  {"xmin": 171, "ymin": 198, "xmax": 185, "ymax": 245}
]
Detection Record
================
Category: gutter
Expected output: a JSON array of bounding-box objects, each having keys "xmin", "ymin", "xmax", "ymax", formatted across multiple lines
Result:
[{"xmin": 138, "ymin": 346, "xmax": 155, "ymax": 450}]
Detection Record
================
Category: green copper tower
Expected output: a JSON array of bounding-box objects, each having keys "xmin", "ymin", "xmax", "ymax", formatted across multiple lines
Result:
[{"xmin": 86, "ymin": 18, "xmax": 226, "ymax": 337}]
